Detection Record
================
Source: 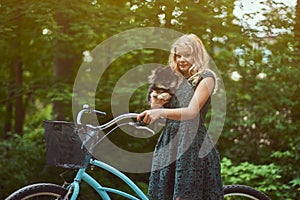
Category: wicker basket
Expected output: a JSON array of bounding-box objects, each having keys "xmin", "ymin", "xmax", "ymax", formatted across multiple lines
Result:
[{"xmin": 44, "ymin": 121, "xmax": 98, "ymax": 169}]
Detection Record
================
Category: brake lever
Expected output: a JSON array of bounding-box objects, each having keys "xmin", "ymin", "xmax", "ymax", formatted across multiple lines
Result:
[{"xmin": 129, "ymin": 122, "xmax": 155, "ymax": 135}]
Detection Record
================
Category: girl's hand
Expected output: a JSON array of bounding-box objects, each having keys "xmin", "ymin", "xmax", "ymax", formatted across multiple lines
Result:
[{"xmin": 137, "ymin": 109, "xmax": 165, "ymax": 124}]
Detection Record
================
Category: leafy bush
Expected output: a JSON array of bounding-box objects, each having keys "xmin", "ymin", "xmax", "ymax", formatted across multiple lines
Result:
[
  {"xmin": 221, "ymin": 157, "xmax": 291, "ymax": 199},
  {"xmin": 0, "ymin": 131, "xmax": 45, "ymax": 198},
  {"xmin": 0, "ymin": 103, "xmax": 55, "ymax": 199}
]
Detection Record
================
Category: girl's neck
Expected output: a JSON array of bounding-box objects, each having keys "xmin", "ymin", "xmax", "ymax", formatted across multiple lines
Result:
[
  {"xmin": 182, "ymin": 72, "xmax": 190, "ymax": 79},
  {"xmin": 177, "ymin": 68, "xmax": 190, "ymax": 79}
]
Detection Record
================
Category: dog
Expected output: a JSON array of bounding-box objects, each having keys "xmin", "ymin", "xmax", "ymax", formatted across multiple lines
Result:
[{"xmin": 147, "ymin": 65, "xmax": 182, "ymax": 108}]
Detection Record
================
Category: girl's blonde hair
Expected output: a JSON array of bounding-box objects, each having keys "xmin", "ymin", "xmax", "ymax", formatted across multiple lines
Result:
[{"xmin": 168, "ymin": 34, "xmax": 218, "ymax": 93}]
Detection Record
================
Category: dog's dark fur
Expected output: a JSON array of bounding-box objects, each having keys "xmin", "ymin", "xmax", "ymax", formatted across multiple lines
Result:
[{"xmin": 147, "ymin": 65, "xmax": 182, "ymax": 108}]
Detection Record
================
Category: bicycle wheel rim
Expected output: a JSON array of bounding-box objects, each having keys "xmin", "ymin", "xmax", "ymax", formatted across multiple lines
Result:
[
  {"xmin": 6, "ymin": 183, "xmax": 68, "ymax": 200},
  {"xmin": 223, "ymin": 185, "xmax": 271, "ymax": 200}
]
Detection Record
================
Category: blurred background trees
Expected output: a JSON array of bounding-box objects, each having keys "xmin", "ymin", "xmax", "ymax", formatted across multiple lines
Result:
[{"xmin": 0, "ymin": 0, "xmax": 299, "ymax": 199}]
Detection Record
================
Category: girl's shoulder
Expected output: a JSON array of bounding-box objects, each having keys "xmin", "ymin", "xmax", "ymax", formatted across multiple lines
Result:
[
  {"xmin": 201, "ymin": 69, "xmax": 215, "ymax": 79},
  {"xmin": 189, "ymin": 69, "xmax": 216, "ymax": 88}
]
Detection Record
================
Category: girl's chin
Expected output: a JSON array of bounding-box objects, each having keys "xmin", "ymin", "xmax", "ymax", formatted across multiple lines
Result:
[{"xmin": 179, "ymin": 66, "xmax": 190, "ymax": 72}]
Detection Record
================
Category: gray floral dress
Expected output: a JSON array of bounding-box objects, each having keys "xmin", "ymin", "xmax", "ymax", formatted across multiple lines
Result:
[{"xmin": 148, "ymin": 71, "xmax": 223, "ymax": 200}]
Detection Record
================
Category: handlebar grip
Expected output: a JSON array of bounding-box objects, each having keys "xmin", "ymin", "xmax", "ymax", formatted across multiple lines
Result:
[{"xmin": 135, "ymin": 121, "xmax": 148, "ymax": 126}]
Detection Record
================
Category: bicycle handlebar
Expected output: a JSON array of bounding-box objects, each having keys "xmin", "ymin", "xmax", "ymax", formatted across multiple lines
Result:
[
  {"xmin": 76, "ymin": 104, "xmax": 155, "ymax": 135},
  {"xmin": 76, "ymin": 104, "xmax": 106, "ymax": 125}
]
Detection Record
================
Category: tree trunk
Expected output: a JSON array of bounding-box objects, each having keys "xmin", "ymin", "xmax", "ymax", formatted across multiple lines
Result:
[
  {"xmin": 53, "ymin": 7, "xmax": 76, "ymax": 120},
  {"xmin": 14, "ymin": 54, "xmax": 24, "ymax": 134},
  {"xmin": 4, "ymin": 81, "xmax": 13, "ymax": 138},
  {"xmin": 295, "ymin": 0, "xmax": 300, "ymax": 49},
  {"xmin": 292, "ymin": 0, "xmax": 300, "ymax": 121},
  {"xmin": 12, "ymin": 6, "xmax": 24, "ymax": 135}
]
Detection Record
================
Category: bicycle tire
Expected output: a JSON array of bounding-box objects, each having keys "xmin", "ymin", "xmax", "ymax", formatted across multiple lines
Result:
[
  {"xmin": 5, "ymin": 183, "xmax": 69, "ymax": 200},
  {"xmin": 224, "ymin": 185, "xmax": 271, "ymax": 200}
]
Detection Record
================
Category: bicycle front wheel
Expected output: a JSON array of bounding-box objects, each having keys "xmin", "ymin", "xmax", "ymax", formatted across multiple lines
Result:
[
  {"xmin": 224, "ymin": 185, "xmax": 271, "ymax": 200},
  {"xmin": 6, "ymin": 183, "xmax": 68, "ymax": 200}
]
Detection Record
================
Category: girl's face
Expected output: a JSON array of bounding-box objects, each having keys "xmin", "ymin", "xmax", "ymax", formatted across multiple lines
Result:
[{"xmin": 174, "ymin": 46, "xmax": 194, "ymax": 77}]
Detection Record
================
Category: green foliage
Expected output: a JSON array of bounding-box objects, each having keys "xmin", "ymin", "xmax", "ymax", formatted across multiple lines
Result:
[
  {"xmin": 0, "ymin": 103, "xmax": 52, "ymax": 198},
  {"xmin": 221, "ymin": 157, "xmax": 289, "ymax": 199},
  {"xmin": 1, "ymin": 0, "xmax": 300, "ymax": 199}
]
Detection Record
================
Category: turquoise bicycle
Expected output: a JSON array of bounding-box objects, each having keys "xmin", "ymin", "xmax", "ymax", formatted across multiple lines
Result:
[{"xmin": 6, "ymin": 105, "xmax": 271, "ymax": 200}]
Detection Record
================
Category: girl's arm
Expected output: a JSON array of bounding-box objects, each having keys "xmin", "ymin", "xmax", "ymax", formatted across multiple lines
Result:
[{"xmin": 137, "ymin": 77, "xmax": 215, "ymax": 124}]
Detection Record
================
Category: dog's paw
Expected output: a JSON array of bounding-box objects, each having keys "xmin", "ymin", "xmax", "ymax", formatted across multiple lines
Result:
[{"xmin": 157, "ymin": 92, "xmax": 172, "ymax": 101}]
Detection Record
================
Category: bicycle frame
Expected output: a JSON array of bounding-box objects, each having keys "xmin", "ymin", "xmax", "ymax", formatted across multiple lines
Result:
[
  {"xmin": 62, "ymin": 105, "xmax": 154, "ymax": 200},
  {"xmin": 67, "ymin": 158, "xmax": 149, "ymax": 200}
]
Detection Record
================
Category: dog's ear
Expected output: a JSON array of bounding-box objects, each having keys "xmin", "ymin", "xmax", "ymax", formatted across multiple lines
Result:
[
  {"xmin": 148, "ymin": 65, "xmax": 165, "ymax": 83},
  {"xmin": 154, "ymin": 65, "xmax": 166, "ymax": 75},
  {"xmin": 148, "ymin": 70, "xmax": 156, "ymax": 84}
]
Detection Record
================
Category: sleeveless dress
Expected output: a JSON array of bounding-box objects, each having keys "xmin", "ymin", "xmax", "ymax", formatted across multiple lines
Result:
[{"xmin": 148, "ymin": 71, "xmax": 224, "ymax": 200}]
